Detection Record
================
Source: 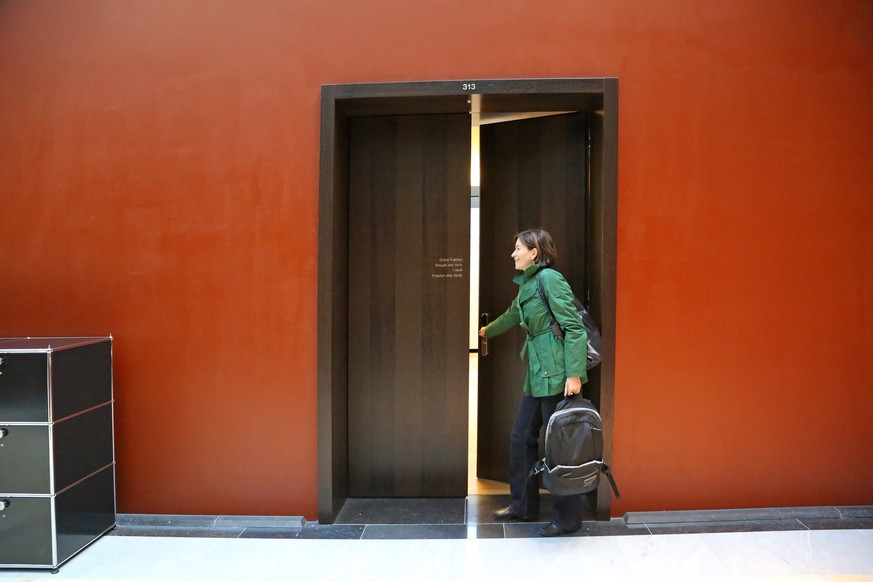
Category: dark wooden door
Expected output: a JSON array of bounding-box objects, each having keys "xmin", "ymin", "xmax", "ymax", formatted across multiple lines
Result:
[
  {"xmin": 477, "ymin": 113, "xmax": 589, "ymax": 482},
  {"xmin": 347, "ymin": 114, "xmax": 471, "ymax": 497}
]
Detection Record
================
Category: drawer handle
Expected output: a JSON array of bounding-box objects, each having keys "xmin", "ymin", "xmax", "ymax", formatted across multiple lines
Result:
[{"xmin": 0, "ymin": 500, "xmax": 10, "ymax": 511}]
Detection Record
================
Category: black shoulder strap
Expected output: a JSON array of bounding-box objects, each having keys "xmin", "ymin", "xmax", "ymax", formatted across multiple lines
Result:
[
  {"xmin": 535, "ymin": 270, "xmax": 559, "ymax": 328},
  {"xmin": 603, "ymin": 465, "xmax": 621, "ymax": 499}
]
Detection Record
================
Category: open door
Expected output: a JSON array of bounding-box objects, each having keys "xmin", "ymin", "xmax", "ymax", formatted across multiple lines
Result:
[
  {"xmin": 477, "ymin": 112, "xmax": 589, "ymax": 483},
  {"xmin": 347, "ymin": 113, "xmax": 471, "ymax": 497}
]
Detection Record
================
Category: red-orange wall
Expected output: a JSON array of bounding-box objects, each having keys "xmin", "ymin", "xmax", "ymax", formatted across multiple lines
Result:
[{"xmin": 1, "ymin": 1, "xmax": 870, "ymax": 519}]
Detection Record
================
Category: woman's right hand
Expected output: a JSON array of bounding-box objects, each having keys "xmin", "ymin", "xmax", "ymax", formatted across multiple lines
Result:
[{"xmin": 479, "ymin": 327, "xmax": 487, "ymax": 337}]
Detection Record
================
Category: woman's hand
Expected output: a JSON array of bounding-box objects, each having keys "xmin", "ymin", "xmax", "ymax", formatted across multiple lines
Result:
[
  {"xmin": 564, "ymin": 376, "xmax": 582, "ymax": 397},
  {"xmin": 479, "ymin": 327, "xmax": 487, "ymax": 337}
]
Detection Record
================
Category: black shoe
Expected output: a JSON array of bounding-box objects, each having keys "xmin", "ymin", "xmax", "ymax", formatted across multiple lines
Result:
[
  {"xmin": 539, "ymin": 522, "xmax": 581, "ymax": 537},
  {"xmin": 493, "ymin": 506, "xmax": 535, "ymax": 522}
]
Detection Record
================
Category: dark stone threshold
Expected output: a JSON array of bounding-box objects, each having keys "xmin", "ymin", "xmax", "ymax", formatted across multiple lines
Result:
[
  {"xmin": 112, "ymin": 514, "xmax": 307, "ymax": 539},
  {"xmin": 110, "ymin": 504, "xmax": 873, "ymax": 541},
  {"xmin": 118, "ymin": 514, "xmax": 306, "ymax": 528},
  {"xmin": 624, "ymin": 505, "xmax": 873, "ymax": 529}
]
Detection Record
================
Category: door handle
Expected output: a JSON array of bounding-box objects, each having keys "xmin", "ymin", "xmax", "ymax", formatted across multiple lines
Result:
[{"xmin": 479, "ymin": 313, "xmax": 490, "ymax": 356}]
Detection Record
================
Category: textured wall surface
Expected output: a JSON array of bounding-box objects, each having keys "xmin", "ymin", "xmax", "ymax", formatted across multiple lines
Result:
[{"xmin": 1, "ymin": 0, "xmax": 870, "ymax": 518}]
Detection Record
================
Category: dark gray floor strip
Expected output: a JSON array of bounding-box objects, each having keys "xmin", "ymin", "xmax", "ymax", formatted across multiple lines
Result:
[
  {"xmin": 118, "ymin": 514, "xmax": 304, "ymax": 528},
  {"xmin": 624, "ymin": 506, "xmax": 846, "ymax": 525},
  {"xmin": 110, "ymin": 504, "xmax": 873, "ymax": 541}
]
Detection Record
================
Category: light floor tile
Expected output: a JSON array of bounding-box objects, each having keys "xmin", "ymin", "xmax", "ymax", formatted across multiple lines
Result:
[{"xmin": 0, "ymin": 529, "xmax": 870, "ymax": 581}]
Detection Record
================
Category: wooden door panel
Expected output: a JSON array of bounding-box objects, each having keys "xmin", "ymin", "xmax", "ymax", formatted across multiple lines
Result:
[
  {"xmin": 348, "ymin": 114, "xmax": 470, "ymax": 497},
  {"xmin": 477, "ymin": 113, "xmax": 588, "ymax": 482}
]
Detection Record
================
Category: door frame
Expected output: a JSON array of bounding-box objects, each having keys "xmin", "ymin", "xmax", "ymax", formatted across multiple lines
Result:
[{"xmin": 318, "ymin": 78, "xmax": 618, "ymax": 524}]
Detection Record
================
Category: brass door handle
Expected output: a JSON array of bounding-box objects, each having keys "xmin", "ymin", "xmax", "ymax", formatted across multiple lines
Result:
[{"xmin": 480, "ymin": 313, "xmax": 489, "ymax": 356}]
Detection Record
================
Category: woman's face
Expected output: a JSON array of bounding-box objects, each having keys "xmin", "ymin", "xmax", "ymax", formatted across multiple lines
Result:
[{"xmin": 511, "ymin": 238, "xmax": 538, "ymax": 271}]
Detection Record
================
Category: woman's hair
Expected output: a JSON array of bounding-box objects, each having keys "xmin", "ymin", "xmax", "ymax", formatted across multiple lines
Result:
[{"xmin": 516, "ymin": 227, "xmax": 558, "ymax": 267}]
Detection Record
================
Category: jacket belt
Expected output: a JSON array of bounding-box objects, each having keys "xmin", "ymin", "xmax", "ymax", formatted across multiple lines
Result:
[
  {"xmin": 526, "ymin": 328, "xmax": 553, "ymax": 338},
  {"xmin": 521, "ymin": 328, "xmax": 551, "ymax": 361}
]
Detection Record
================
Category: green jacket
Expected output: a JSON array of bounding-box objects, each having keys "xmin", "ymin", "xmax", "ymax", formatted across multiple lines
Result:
[{"xmin": 484, "ymin": 264, "xmax": 588, "ymax": 396}]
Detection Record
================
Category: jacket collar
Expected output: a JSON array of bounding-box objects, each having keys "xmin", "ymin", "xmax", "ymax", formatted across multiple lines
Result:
[{"xmin": 512, "ymin": 263, "xmax": 545, "ymax": 286}]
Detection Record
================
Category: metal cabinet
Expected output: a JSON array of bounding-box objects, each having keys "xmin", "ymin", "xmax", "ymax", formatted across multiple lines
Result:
[{"xmin": 0, "ymin": 337, "xmax": 116, "ymax": 572}]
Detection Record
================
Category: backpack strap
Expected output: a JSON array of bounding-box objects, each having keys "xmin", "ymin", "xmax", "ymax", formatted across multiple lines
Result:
[
  {"xmin": 518, "ymin": 460, "xmax": 546, "ymax": 504},
  {"xmin": 602, "ymin": 465, "xmax": 621, "ymax": 500},
  {"xmin": 535, "ymin": 270, "xmax": 565, "ymax": 341},
  {"xmin": 535, "ymin": 270, "xmax": 556, "ymax": 323}
]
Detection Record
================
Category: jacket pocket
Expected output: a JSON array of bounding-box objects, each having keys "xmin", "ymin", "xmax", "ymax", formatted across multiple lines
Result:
[{"xmin": 531, "ymin": 334, "xmax": 566, "ymax": 379}]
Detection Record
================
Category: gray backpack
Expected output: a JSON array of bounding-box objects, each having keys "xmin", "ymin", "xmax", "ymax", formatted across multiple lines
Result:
[{"xmin": 531, "ymin": 397, "xmax": 620, "ymax": 498}]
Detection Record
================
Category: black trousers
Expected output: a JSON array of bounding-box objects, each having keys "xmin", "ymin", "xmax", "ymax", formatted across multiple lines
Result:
[{"xmin": 508, "ymin": 393, "xmax": 583, "ymax": 530}]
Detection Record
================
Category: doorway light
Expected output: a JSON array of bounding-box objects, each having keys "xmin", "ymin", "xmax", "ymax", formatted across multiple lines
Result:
[{"xmin": 471, "ymin": 125, "xmax": 480, "ymax": 188}]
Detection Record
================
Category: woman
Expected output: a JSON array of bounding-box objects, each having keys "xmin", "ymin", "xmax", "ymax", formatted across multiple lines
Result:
[{"xmin": 479, "ymin": 227, "xmax": 587, "ymax": 537}]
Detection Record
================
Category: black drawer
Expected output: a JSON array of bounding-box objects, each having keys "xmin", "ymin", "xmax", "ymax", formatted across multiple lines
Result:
[
  {"xmin": 0, "ymin": 339, "xmax": 112, "ymax": 423},
  {"xmin": 0, "ymin": 353, "xmax": 49, "ymax": 423},
  {"xmin": 0, "ymin": 425, "xmax": 51, "ymax": 493},
  {"xmin": 0, "ymin": 405, "xmax": 114, "ymax": 494},
  {"xmin": 0, "ymin": 466, "xmax": 116, "ymax": 568},
  {"xmin": 0, "ymin": 496, "xmax": 54, "ymax": 566}
]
